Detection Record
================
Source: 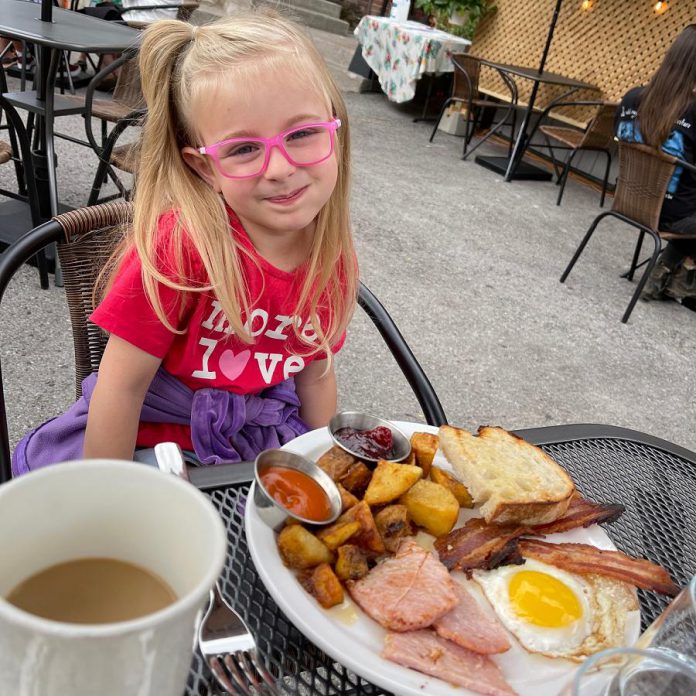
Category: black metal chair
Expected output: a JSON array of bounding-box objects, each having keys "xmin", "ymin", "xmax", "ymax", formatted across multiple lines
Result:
[
  {"xmin": 560, "ymin": 141, "xmax": 696, "ymax": 323},
  {"xmin": 429, "ymin": 53, "xmax": 518, "ymax": 160},
  {"xmin": 539, "ymin": 100, "xmax": 617, "ymax": 208},
  {"xmin": 0, "ymin": 201, "xmax": 446, "ymax": 481}
]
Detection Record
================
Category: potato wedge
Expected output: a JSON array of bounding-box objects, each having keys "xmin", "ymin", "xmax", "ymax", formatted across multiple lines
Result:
[
  {"xmin": 401, "ymin": 449, "xmax": 417, "ymax": 466},
  {"xmin": 298, "ymin": 563, "xmax": 344, "ymax": 608},
  {"xmin": 337, "ymin": 500, "xmax": 385, "ymax": 554},
  {"xmin": 335, "ymin": 544, "xmax": 369, "ymax": 581},
  {"xmin": 339, "ymin": 461, "xmax": 372, "ymax": 496},
  {"xmin": 374, "ymin": 504, "xmax": 414, "ymax": 553},
  {"xmin": 363, "ymin": 461, "xmax": 422, "ymax": 506},
  {"xmin": 337, "ymin": 483, "xmax": 359, "ymax": 512},
  {"xmin": 430, "ymin": 466, "xmax": 474, "ymax": 508},
  {"xmin": 277, "ymin": 524, "xmax": 333, "ymax": 569},
  {"xmin": 317, "ymin": 446, "xmax": 357, "ymax": 481},
  {"xmin": 410, "ymin": 432, "xmax": 439, "ymax": 477},
  {"xmin": 316, "ymin": 520, "xmax": 361, "ymax": 551},
  {"xmin": 400, "ymin": 479, "xmax": 459, "ymax": 537}
]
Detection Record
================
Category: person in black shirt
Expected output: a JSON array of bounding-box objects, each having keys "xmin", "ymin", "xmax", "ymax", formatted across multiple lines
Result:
[{"xmin": 615, "ymin": 24, "xmax": 696, "ymax": 303}]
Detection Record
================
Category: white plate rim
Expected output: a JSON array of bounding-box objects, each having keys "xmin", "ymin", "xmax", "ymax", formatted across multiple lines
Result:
[{"xmin": 244, "ymin": 421, "xmax": 639, "ymax": 696}]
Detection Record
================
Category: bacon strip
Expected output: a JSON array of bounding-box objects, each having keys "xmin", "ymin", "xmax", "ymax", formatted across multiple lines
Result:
[
  {"xmin": 518, "ymin": 539, "xmax": 680, "ymax": 596},
  {"xmin": 434, "ymin": 519, "xmax": 529, "ymax": 572},
  {"xmin": 531, "ymin": 494, "xmax": 625, "ymax": 535}
]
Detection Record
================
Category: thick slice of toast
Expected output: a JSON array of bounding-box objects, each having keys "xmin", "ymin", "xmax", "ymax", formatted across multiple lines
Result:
[{"xmin": 438, "ymin": 425, "xmax": 575, "ymax": 526}]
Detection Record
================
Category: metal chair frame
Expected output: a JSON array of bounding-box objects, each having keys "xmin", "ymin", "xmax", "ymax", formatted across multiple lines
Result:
[
  {"xmin": 560, "ymin": 142, "xmax": 696, "ymax": 323},
  {"xmin": 0, "ymin": 202, "xmax": 446, "ymax": 481},
  {"xmin": 538, "ymin": 100, "xmax": 617, "ymax": 208},
  {"xmin": 429, "ymin": 54, "xmax": 519, "ymax": 161}
]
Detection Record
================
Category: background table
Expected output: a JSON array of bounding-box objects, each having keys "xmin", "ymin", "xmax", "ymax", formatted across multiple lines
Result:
[
  {"xmin": 471, "ymin": 58, "xmax": 599, "ymax": 181},
  {"xmin": 0, "ymin": 0, "xmax": 140, "ymax": 282},
  {"xmin": 354, "ymin": 16, "xmax": 471, "ymax": 105},
  {"xmin": 185, "ymin": 423, "xmax": 696, "ymax": 695}
]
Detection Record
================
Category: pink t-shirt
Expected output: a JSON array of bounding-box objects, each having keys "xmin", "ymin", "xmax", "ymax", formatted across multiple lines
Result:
[{"xmin": 90, "ymin": 208, "xmax": 346, "ymax": 449}]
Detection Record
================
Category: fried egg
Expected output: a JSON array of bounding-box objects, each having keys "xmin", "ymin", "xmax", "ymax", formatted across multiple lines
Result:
[{"xmin": 473, "ymin": 559, "xmax": 639, "ymax": 661}]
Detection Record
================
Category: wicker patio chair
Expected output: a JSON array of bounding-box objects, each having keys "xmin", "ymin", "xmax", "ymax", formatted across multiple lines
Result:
[
  {"xmin": 0, "ymin": 201, "xmax": 446, "ymax": 481},
  {"xmin": 429, "ymin": 54, "xmax": 517, "ymax": 160},
  {"xmin": 560, "ymin": 142, "xmax": 696, "ymax": 323},
  {"xmin": 539, "ymin": 101, "xmax": 618, "ymax": 207}
]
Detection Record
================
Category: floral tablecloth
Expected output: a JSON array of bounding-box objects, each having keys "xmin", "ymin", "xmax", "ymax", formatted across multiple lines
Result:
[{"xmin": 354, "ymin": 16, "xmax": 471, "ymax": 104}]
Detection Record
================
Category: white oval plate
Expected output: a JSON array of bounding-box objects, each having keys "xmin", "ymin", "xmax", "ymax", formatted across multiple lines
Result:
[{"xmin": 245, "ymin": 422, "xmax": 640, "ymax": 696}]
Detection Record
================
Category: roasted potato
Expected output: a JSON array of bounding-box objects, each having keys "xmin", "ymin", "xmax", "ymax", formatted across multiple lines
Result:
[
  {"xmin": 278, "ymin": 524, "xmax": 333, "ymax": 569},
  {"xmin": 363, "ymin": 460, "xmax": 422, "ymax": 506},
  {"xmin": 374, "ymin": 504, "xmax": 414, "ymax": 553},
  {"xmin": 430, "ymin": 466, "xmax": 474, "ymax": 508},
  {"xmin": 401, "ymin": 449, "xmax": 417, "ymax": 466},
  {"xmin": 337, "ymin": 483, "xmax": 359, "ymax": 512},
  {"xmin": 316, "ymin": 520, "xmax": 361, "ymax": 551},
  {"xmin": 400, "ymin": 479, "xmax": 459, "ymax": 537},
  {"xmin": 339, "ymin": 461, "xmax": 372, "ymax": 496},
  {"xmin": 337, "ymin": 500, "xmax": 385, "ymax": 554},
  {"xmin": 298, "ymin": 563, "xmax": 344, "ymax": 608},
  {"xmin": 410, "ymin": 432, "xmax": 439, "ymax": 477},
  {"xmin": 335, "ymin": 544, "xmax": 370, "ymax": 581},
  {"xmin": 317, "ymin": 446, "xmax": 357, "ymax": 481}
]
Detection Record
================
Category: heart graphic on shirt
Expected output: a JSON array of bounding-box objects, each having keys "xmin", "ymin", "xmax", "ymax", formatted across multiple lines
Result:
[{"xmin": 218, "ymin": 349, "xmax": 251, "ymax": 382}]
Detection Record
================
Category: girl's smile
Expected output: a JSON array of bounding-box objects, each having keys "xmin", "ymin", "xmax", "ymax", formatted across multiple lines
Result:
[
  {"xmin": 182, "ymin": 70, "xmax": 338, "ymax": 261},
  {"xmin": 264, "ymin": 185, "xmax": 309, "ymax": 206}
]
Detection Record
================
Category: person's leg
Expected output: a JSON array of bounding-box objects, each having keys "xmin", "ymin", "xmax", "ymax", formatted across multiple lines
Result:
[{"xmin": 660, "ymin": 215, "xmax": 696, "ymax": 301}]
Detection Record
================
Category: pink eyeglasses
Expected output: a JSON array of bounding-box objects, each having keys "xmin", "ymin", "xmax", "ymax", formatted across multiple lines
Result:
[{"xmin": 198, "ymin": 119, "xmax": 341, "ymax": 179}]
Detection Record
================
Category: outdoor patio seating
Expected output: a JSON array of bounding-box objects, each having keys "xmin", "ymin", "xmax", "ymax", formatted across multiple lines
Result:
[
  {"xmin": 539, "ymin": 100, "xmax": 617, "ymax": 207},
  {"xmin": 560, "ymin": 142, "xmax": 696, "ymax": 324}
]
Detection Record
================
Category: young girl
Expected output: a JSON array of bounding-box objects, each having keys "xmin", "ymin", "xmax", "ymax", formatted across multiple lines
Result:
[{"xmin": 12, "ymin": 12, "xmax": 358, "ymax": 474}]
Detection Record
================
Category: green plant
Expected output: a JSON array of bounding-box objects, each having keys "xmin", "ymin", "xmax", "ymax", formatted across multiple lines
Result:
[{"xmin": 414, "ymin": 0, "xmax": 495, "ymax": 39}]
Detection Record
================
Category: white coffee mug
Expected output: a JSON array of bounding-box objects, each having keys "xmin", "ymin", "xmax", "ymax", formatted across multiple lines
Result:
[{"xmin": 0, "ymin": 460, "xmax": 227, "ymax": 696}]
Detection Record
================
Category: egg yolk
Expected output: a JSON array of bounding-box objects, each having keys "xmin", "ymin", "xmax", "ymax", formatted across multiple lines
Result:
[{"xmin": 508, "ymin": 570, "xmax": 583, "ymax": 628}]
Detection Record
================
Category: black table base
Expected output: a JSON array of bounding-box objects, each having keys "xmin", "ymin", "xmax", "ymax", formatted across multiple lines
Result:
[{"xmin": 475, "ymin": 154, "xmax": 553, "ymax": 181}]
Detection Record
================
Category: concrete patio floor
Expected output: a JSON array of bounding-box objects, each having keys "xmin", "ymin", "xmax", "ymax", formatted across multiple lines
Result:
[{"xmin": 1, "ymin": 14, "xmax": 694, "ymax": 458}]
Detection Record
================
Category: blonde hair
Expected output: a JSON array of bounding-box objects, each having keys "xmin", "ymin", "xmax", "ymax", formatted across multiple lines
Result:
[{"xmin": 107, "ymin": 11, "xmax": 357, "ymax": 362}]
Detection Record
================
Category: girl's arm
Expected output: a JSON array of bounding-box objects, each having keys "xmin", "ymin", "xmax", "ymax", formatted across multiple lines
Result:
[
  {"xmin": 294, "ymin": 358, "xmax": 337, "ymax": 429},
  {"xmin": 83, "ymin": 335, "xmax": 162, "ymax": 460}
]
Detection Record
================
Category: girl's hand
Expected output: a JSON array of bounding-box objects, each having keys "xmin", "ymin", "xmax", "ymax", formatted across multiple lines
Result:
[
  {"xmin": 294, "ymin": 358, "xmax": 337, "ymax": 429},
  {"xmin": 83, "ymin": 335, "xmax": 162, "ymax": 461}
]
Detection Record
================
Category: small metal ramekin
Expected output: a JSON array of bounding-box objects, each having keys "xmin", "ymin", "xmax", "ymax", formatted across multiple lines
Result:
[
  {"xmin": 253, "ymin": 449, "xmax": 342, "ymax": 532},
  {"xmin": 328, "ymin": 411, "xmax": 411, "ymax": 464}
]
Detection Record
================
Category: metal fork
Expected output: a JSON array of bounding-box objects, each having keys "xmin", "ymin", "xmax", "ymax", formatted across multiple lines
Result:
[
  {"xmin": 153, "ymin": 443, "xmax": 278, "ymax": 695},
  {"xmin": 198, "ymin": 583, "xmax": 279, "ymax": 695}
]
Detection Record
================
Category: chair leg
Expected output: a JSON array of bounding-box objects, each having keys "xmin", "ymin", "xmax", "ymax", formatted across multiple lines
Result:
[
  {"xmin": 622, "ymin": 231, "xmax": 661, "ymax": 323},
  {"xmin": 560, "ymin": 211, "xmax": 612, "ymax": 283},
  {"xmin": 87, "ymin": 156, "xmax": 112, "ymax": 206},
  {"xmin": 600, "ymin": 150, "xmax": 611, "ymax": 208},
  {"xmin": 557, "ymin": 150, "xmax": 577, "ymax": 206},
  {"xmin": 627, "ymin": 231, "xmax": 646, "ymax": 282},
  {"xmin": 429, "ymin": 98, "xmax": 454, "ymax": 143},
  {"xmin": 34, "ymin": 249, "xmax": 49, "ymax": 290},
  {"xmin": 543, "ymin": 132, "xmax": 563, "ymax": 180}
]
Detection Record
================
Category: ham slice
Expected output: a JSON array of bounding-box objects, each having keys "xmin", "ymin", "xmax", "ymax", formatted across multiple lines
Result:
[
  {"xmin": 433, "ymin": 583, "xmax": 511, "ymax": 654},
  {"xmin": 347, "ymin": 539, "xmax": 457, "ymax": 631},
  {"xmin": 383, "ymin": 630, "xmax": 517, "ymax": 696}
]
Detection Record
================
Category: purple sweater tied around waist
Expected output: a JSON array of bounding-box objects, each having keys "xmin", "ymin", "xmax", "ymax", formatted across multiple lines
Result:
[{"xmin": 12, "ymin": 368, "xmax": 310, "ymax": 477}]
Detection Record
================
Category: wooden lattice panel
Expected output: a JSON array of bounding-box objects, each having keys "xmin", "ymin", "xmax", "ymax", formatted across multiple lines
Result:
[{"xmin": 471, "ymin": 0, "xmax": 693, "ymax": 127}]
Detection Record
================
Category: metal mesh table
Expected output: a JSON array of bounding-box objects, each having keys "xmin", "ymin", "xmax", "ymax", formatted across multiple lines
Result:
[{"xmin": 185, "ymin": 424, "xmax": 696, "ymax": 695}]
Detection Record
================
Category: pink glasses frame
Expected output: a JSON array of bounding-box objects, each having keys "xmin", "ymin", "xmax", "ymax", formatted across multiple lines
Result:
[{"xmin": 198, "ymin": 118, "xmax": 342, "ymax": 180}]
